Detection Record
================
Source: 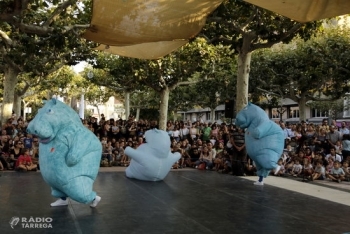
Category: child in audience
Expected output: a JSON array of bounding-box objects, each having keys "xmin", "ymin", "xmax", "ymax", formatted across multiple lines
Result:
[
  {"xmin": 311, "ymin": 160, "xmax": 326, "ymax": 181},
  {"xmin": 326, "ymin": 160, "xmax": 345, "ymax": 183},
  {"xmin": 302, "ymin": 158, "xmax": 313, "ymax": 181},
  {"xmin": 341, "ymin": 161, "xmax": 350, "ymax": 181},
  {"xmin": 290, "ymin": 158, "xmax": 302, "ymax": 177},
  {"xmin": 16, "ymin": 148, "xmax": 37, "ymax": 171},
  {"xmin": 273, "ymin": 158, "xmax": 285, "ymax": 176}
]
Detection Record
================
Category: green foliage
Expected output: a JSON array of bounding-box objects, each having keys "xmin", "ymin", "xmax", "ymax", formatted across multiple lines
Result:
[
  {"xmin": 250, "ymin": 26, "xmax": 350, "ymax": 104},
  {"xmin": 203, "ymin": 0, "xmax": 321, "ymax": 52}
]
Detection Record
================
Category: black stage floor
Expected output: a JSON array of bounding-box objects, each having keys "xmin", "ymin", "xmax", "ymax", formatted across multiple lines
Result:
[{"xmin": 0, "ymin": 171, "xmax": 349, "ymax": 234}]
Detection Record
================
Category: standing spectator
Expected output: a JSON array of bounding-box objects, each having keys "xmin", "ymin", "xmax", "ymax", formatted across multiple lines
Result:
[
  {"xmin": 326, "ymin": 125, "xmax": 342, "ymax": 153},
  {"xmin": 189, "ymin": 123, "xmax": 199, "ymax": 143},
  {"xmin": 179, "ymin": 121, "xmax": 189, "ymax": 141},
  {"xmin": 342, "ymin": 134, "xmax": 350, "ymax": 160},
  {"xmin": 201, "ymin": 123, "xmax": 211, "ymax": 142},
  {"xmin": 339, "ymin": 121, "xmax": 349, "ymax": 137},
  {"xmin": 172, "ymin": 126, "xmax": 180, "ymax": 142}
]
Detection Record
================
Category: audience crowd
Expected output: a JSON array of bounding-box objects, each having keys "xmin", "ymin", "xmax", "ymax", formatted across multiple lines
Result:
[{"xmin": 1, "ymin": 113, "xmax": 349, "ymax": 185}]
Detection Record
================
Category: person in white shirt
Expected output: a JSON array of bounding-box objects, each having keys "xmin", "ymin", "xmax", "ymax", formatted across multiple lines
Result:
[{"xmin": 325, "ymin": 147, "xmax": 342, "ymax": 162}]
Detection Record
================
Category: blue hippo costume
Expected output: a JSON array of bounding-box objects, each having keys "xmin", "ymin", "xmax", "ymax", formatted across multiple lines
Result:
[
  {"xmin": 235, "ymin": 103, "xmax": 284, "ymax": 185},
  {"xmin": 27, "ymin": 98, "xmax": 102, "ymax": 207},
  {"xmin": 125, "ymin": 129, "xmax": 181, "ymax": 181}
]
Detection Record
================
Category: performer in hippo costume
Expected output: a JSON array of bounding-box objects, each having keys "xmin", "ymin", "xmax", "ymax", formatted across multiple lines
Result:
[
  {"xmin": 27, "ymin": 98, "xmax": 102, "ymax": 207},
  {"xmin": 235, "ymin": 103, "xmax": 284, "ymax": 185},
  {"xmin": 125, "ymin": 128, "xmax": 181, "ymax": 181}
]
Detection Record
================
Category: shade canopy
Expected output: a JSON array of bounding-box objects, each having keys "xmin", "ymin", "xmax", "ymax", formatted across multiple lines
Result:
[
  {"xmin": 83, "ymin": 0, "xmax": 223, "ymax": 59},
  {"xmin": 244, "ymin": 0, "xmax": 350, "ymax": 23}
]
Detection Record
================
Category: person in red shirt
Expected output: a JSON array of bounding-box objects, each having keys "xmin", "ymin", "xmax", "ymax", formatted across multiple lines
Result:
[{"xmin": 16, "ymin": 148, "xmax": 37, "ymax": 171}]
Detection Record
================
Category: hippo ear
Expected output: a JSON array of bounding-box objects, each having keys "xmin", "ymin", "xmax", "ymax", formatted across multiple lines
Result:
[{"xmin": 51, "ymin": 98, "xmax": 57, "ymax": 105}]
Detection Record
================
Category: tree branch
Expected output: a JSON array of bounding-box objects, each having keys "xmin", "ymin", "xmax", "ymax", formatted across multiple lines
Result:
[
  {"xmin": 252, "ymin": 23, "xmax": 304, "ymax": 50},
  {"xmin": 0, "ymin": 30, "xmax": 14, "ymax": 46},
  {"xmin": 43, "ymin": 0, "xmax": 76, "ymax": 27}
]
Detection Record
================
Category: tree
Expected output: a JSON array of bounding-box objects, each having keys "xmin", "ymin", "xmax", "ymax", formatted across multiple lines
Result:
[
  {"xmin": 250, "ymin": 26, "xmax": 350, "ymax": 121},
  {"xmin": 0, "ymin": 0, "xmax": 95, "ymax": 123},
  {"xmin": 92, "ymin": 38, "xmax": 226, "ymax": 130},
  {"xmin": 201, "ymin": 0, "xmax": 321, "ymax": 112}
]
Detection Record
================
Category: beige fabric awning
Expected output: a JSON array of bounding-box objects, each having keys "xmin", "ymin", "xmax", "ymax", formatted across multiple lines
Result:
[
  {"xmin": 95, "ymin": 40, "xmax": 188, "ymax": 60},
  {"xmin": 244, "ymin": 0, "xmax": 350, "ymax": 23},
  {"xmin": 83, "ymin": 0, "xmax": 223, "ymax": 59}
]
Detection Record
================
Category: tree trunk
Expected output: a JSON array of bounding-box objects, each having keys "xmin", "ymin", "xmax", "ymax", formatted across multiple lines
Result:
[
  {"xmin": 124, "ymin": 91, "xmax": 130, "ymax": 119},
  {"xmin": 1, "ymin": 66, "xmax": 19, "ymax": 125},
  {"xmin": 236, "ymin": 51, "xmax": 252, "ymax": 113},
  {"xmin": 136, "ymin": 108, "xmax": 140, "ymax": 121},
  {"xmin": 210, "ymin": 109, "xmax": 215, "ymax": 122},
  {"xmin": 298, "ymin": 94, "xmax": 307, "ymax": 121},
  {"xmin": 13, "ymin": 93, "xmax": 22, "ymax": 118},
  {"xmin": 159, "ymin": 87, "xmax": 170, "ymax": 130}
]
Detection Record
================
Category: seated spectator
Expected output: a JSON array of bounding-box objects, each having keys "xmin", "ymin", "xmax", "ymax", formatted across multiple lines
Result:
[
  {"xmin": 244, "ymin": 157, "xmax": 256, "ymax": 176},
  {"xmin": 326, "ymin": 146, "xmax": 342, "ymax": 162},
  {"xmin": 188, "ymin": 145, "xmax": 200, "ymax": 167},
  {"xmin": 9, "ymin": 140, "xmax": 24, "ymax": 168},
  {"xmin": 290, "ymin": 158, "xmax": 302, "ymax": 177},
  {"xmin": 194, "ymin": 145, "xmax": 213, "ymax": 170},
  {"xmin": 16, "ymin": 148, "xmax": 37, "ymax": 171},
  {"xmin": 301, "ymin": 158, "xmax": 313, "ymax": 181},
  {"xmin": 311, "ymin": 160, "xmax": 326, "ymax": 181},
  {"xmin": 326, "ymin": 157, "xmax": 334, "ymax": 174},
  {"xmin": 326, "ymin": 160, "xmax": 345, "ymax": 183},
  {"xmin": 101, "ymin": 141, "xmax": 113, "ymax": 167},
  {"xmin": 342, "ymin": 161, "xmax": 350, "ymax": 181},
  {"xmin": 272, "ymin": 158, "xmax": 285, "ymax": 176}
]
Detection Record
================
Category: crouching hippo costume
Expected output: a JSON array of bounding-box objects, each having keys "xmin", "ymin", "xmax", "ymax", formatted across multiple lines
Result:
[
  {"xmin": 27, "ymin": 98, "xmax": 102, "ymax": 207},
  {"xmin": 235, "ymin": 103, "xmax": 284, "ymax": 186},
  {"xmin": 125, "ymin": 128, "xmax": 181, "ymax": 181}
]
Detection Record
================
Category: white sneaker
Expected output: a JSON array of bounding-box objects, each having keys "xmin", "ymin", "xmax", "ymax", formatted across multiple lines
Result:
[
  {"xmin": 253, "ymin": 181, "xmax": 264, "ymax": 186},
  {"xmin": 90, "ymin": 196, "xmax": 101, "ymax": 208},
  {"xmin": 274, "ymin": 165, "xmax": 281, "ymax": 175},
  {"xmin": 50, "ymin": 198, "xmax": 68, "ymax": 207},
  {"xmin": 195, "ymin": 166, "xmax": 198, "ymax": 169}
]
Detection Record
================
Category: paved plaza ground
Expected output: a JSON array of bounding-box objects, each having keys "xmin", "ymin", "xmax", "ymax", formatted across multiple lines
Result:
[{"xmin": 0, "ymin": 168, "xmax": 349, "ymax": 234}]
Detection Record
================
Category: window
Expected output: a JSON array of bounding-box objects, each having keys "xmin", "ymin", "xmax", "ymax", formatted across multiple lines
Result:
[
  {"xmin": 205, "ymin": 112, "xmax": 210, "ymax": 121},
  {"xmin": 271, "ymin": 108, "xmax": 280, "ymax": 119},
  {"xmin": 311, "ymin": 109, "xmax": 328, "ymax": 118},
  {"xmin": 289, "ymin": 107, "xmax": 300, "ymax": 118}
]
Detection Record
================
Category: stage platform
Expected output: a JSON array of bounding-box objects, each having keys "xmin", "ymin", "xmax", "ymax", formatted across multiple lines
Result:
[{"xmin": 0, "ymin": 169, "xmax": 349, "ymax": 234}]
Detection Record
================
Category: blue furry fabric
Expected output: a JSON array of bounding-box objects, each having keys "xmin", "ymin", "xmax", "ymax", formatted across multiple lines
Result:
[
  {"xmin": 235, "ymin": 103, "xmax": 284, "ymax": 178},
  {"xmin": 27, "ymin": 99, "xmax": 101, "ymax": 204},
  {"xmin": 125, "ymin": 129, "xmax": 181, "ymax": 181}
]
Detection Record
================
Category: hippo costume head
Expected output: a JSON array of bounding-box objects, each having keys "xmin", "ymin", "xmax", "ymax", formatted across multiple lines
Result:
[
  {"xmin": 27, "ymin": 98, "xmax": 82, "ymax": 144},
  {"xmin": 27, "ymin": 98, "xmax": 102, "ymax": 206},
  {"xmin": 125, "ymin": 128, "xmax": 181, "ymax": 181}
]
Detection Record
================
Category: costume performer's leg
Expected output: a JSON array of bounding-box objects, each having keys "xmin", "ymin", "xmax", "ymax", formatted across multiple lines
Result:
[
  {"xmin": 51, "ymin": 187, "xmax": 68, "ymax": 199},
  {"xmin": 63, "ymin": 176, "xmax": 96, "ymax": 204}
]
